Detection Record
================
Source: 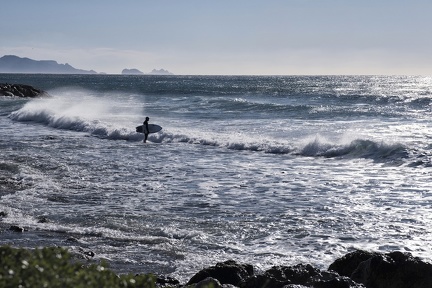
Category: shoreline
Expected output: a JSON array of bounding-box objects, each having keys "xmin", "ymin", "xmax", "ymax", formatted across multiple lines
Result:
[{"xmin": 1, "ymin": 222, "xmax": 431, "ymax": 288}]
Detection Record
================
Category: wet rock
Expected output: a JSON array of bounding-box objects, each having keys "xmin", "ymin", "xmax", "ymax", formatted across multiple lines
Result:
[
  {"xmin": 83, "ymin": 251, "xmax": 95, "ymax": 258},
  {"xmin": 154, "ymin": 275, "xmax": 180, "ymax": 287},
  {"xmin": 240, "ymin": 264, "xmax": 318, "ymax": 288},
  {"xmin": 65, "ymin": 236, "xmax": 80, "ymax": 243},
  {"xmin": 351, "ymin": 251, "xmax": 432, "ymax": 288},
  {"xmin": 313, "ymin": 276, "xmax": 365, "ymax": 288},
  {"xmin": 9, "ymin": 225, "xmax": 25, "ymax": 232},
  {"xmin": 194, "ymin": 277, "xmax": 223, "ymax": 288},
  {"xmin": 37, "ymin": 216, "xmax": 49, "ymax": 223},
  {"xmin": 329, "ymin": 250, "xmax": 380, "ymax": 277},
  {"xmin": 0, "ymin": 83, "xmax": 49, "ymax": 98},
  {"xmin": 240, "ymin": 264, "xmax": 364, "ymax": 288},
  {"xmin": 187, "ymin": 260, "xmax": 253, "ymax": 287},
  {"xmin": 0, "ymin": 211, "xmax": 7, "ymax": 217}
]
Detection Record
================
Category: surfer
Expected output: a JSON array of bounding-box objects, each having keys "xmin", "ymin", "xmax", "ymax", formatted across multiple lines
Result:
[{"xmin": 143, "ymin": 117, "xmax": 150, "ymax": 143}]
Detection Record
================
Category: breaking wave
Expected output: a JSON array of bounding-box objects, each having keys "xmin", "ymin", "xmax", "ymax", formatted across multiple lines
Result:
[{"xmin": 8, "ymin": 96, "xmax": 415, "ymax": 166}]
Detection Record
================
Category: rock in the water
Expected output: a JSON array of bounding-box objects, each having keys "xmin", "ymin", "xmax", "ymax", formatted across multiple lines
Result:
[
  {"xmin": 0, "ymin": 83, "xmax": 49, "ymax": 98},
  {"xmin": 187, "ymin": 260, "xmax": 254, "ymax": 287},
  {"xmin": 37, "ymin": 216, "xmax": 49, "ymax": 223},
  {"xmin": 9, "ymin": 225, "xmax": 25, "ymax": 232}
]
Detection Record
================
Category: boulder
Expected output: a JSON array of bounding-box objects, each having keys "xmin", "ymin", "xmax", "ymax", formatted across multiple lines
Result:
[
  {"xmin": 329, "ymin": 250, "xmax": 380, "ymax": 277},
  {"xmin": 154, "ymin": 275, "xmax": 180, "ymax": 287},
  {"xmin": 187, "ymin": 260, "xmax": 254, "ymax": 287},
  {"xmin": 192, "ymin": 277, "xmax": 238, "ymax": 288},
  {"xmin": 351, "ymin": 251, "xmax": 432, "ymax": 288},
  {"xmin": 9, "ymin": 225, "xmax": 25, "ymax": 232}
]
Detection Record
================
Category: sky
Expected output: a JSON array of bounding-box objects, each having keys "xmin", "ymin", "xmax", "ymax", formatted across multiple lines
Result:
[{"xmin": 1, "ymin": 0, "xmax": 432, "ymax": 75}]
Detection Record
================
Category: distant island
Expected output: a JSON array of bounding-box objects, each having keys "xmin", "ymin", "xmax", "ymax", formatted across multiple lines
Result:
[
  {"xmin": 148, "ymin": 68, "xmax": 173, "ymax": 75},
  {"xmin": 0, "ymin": 55, "xmax": 97, "ymax": 74},
  {"xmin": 122, "ymin": 68, "xmax": 144, "ymax": 75},
  {"xmin": 122, "ymin": 68, "xmax": 173, "ymax": 75}
]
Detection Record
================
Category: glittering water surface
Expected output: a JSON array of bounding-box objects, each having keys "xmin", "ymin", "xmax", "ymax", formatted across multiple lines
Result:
[{"xmin": 0, "ymin": 75, "xmax": 431, "ymax": 281}]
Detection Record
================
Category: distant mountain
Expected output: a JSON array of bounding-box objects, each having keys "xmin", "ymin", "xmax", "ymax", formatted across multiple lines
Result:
[
  {"xmin": 0, "ymin": 55, "xmax": 97, "ymax": 74},
  {"xmin": 122, "ymin": 68, "xmax": 144, "ymax": 75},
  {"xmin": 149, "ymin": 68, "xmax": 173, "ymax": 75}
]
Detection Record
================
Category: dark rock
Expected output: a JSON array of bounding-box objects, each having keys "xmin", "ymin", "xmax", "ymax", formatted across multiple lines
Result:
[
  {"xmin": 0, "ymin": 83, "xmax": 50, "ymax": 98},
  {"xmin": 83, "ymin": 251, "xmax": 95, "ymax": 258},
  {"xmin": 66, "ymin": 237, "xmax": 80, "ymax": 243},
  {"xmin": 9, "ymin": 225, "xmax": 25, "ymax": 232},
  {"xmin": 187, "ymin": 260, "xmax": 254, "ymax": 287},
  {"xmin": 0, "ymin": 211, "xmax": 7, "ymax": 217},
  {"xmin": 240, "ymin": 273, "xmax": 286, "ymax": 288},
  {"xmin": 314, "ymin": 276, "xmax": 365, "ymax": 288},
  {"xmin": 329, "ymin": 250, "xmax": 380, "ymax": 277},
  {"xmin": 240, "ymin": 264, "xmax": 365, "ymax": 288},
  {"xmin": 37, "ymin": 216, "xmax": 49, "ymax": 223},
  {"xmin": 240, "ymin": 264, "xmax": 319, "ymax": 288},
  {"xmin": 155, "ymin": 275, "xmax": 180, "ymax": 287},
  {"xmin": 194, "ymin": 277, "xmax": 223, "ymax": 288},
  {"xmin": 351, "ymin": 251, "xmax": 432, "ymax": 288}
]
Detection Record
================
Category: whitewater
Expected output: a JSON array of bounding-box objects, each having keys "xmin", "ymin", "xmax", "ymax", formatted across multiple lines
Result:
[{"xmin": 0, "ymin": 74, "xmax": 431, "ymax": 281}]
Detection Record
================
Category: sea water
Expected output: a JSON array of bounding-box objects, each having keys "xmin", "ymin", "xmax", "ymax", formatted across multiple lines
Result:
[{"xmin": 0, "ymin": 74, "xmax": 431, "ymax": 281}]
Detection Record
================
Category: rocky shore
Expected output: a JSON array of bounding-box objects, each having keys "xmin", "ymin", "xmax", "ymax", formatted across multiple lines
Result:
[
  {"xmin": 0, "ymin": 83, "xmax": 49, "ymax": 97},
  {"xmin": 2, "ymin": 221, "xmax": 432, "ymax": 287},
  {"xmin": 155, "ymin": 250, "xmax": 432, "ymax": 288}
]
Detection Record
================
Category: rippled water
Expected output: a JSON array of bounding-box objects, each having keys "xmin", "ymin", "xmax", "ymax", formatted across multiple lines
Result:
[{"xmin": 0, "ymin": 75, "xmax": 431, "ymax": 281}]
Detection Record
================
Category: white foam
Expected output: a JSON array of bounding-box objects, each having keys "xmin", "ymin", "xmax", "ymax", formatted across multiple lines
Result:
[{"xmin": 8, "ymin": 92, "xmax": 144, "ymax": 140}]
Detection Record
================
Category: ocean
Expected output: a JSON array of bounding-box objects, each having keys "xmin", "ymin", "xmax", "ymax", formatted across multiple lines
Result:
[{"xmin": 0, "ymin": 74, "xmax": 431, "ymax": 281}]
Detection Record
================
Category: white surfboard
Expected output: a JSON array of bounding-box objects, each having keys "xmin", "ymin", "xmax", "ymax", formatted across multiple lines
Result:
[{"xmin": 136, "ymin": 124, "xmax": 162, "ymax": 134}]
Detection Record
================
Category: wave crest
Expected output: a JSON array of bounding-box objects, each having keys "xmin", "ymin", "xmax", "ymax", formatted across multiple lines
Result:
[
  {"xmin": 8, "ymin": 98, "xmax": 411, "ymax": 165},
  {"xmin": 299, "ymin": 137, "xmax": 409, "ymax": 164},
  {"xmin": 8, "ymin": 98, "xmax": 141, "ymax": 141}
]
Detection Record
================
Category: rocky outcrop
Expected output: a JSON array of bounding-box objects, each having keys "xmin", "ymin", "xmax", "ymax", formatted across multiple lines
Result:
[
  {"xmin": 0, "ymin": 83, "xmax": 49, "ymax": 98},
  {"xmin": 328, "ymin": 250, "xmax": 381, "ymax": 277},
  {"xmin": 330, "ymin": 250, "xmax": 432, "ymax": 288},
  {"xmin": 240, "ymin": 264, "xmax": 363, "ymax": 288},
  {"xmin": 185, "ymin": 261, "xmax": 364, "ymax": 288},
  {"xmin": 183, "ymin": 250, "xmax": 432, "ymax": 288}
]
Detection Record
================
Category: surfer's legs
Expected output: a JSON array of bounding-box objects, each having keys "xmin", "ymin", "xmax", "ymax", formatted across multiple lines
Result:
[{"xmin": 143, "ymin": 133, "xmax": 148, "ymax": 143}]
